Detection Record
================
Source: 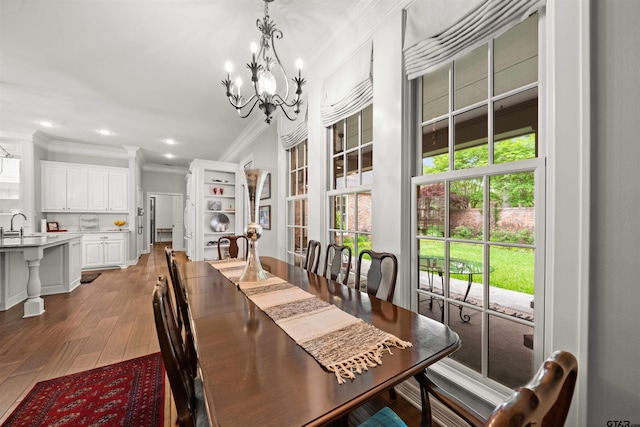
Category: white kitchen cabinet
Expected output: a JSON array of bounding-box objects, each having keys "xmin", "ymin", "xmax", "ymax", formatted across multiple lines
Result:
[
  {"xmin": 189, "ymin": 159, "xmax": 243, "ymax": 261},
  {"xmin": 87, "ymin": 169, "xmax": 128, "ymax": 212},
  {"xmin": 42, "ymin": 161, "xmax": 128, "ymax": 213},
  {"xmin": 82, "ymin": 233, "xmax": 126, "ymax": 269},
  {"xmin": 41, "ymin": 163, "xmax": 88, "ymax": 211}
]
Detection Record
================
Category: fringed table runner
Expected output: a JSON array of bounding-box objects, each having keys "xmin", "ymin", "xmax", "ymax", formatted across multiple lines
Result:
[{"xmin": 208, "ymin": 259, "xmax": 412, "ymax": 384}]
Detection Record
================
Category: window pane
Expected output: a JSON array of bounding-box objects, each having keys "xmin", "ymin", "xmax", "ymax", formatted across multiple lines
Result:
[
  {"xmin": 494, "ymin": 88, "xmax": 538, "ymax": 164},
  {"xmin": 302, "ymin": 199, "xmax": 308, "ymax": 227},
  {"xmin": 454, "ymin": 105, "xmax": 488, "ymax": 171},
  {"xmin": 332, "ymin": 195, "xmax": 346, "ymax": 230},
  {"xmin": 297, "ymin": 142, "xmax": 305, "ymax": 168},
  {"xmin": 290, "ymin": 147, "xmax": 297, "ymax": 170},
  {"xmin": 488, "ymin": 314, "xmax": 534, "ymax": 388},
  {"xmin": 489, "ymin": 172, "xmax": 535, "ymax": 244},
  {"xmin": 357, "ymin": 192, "xmax": 371, "ymax": 232},
  {"xmin": 362, "ymin": 145, "xmax": 373, "ymax": 185},
  {"xmin": 422, "ymin": 119, "xmax": 449, "ymax": 175},
  {"xmin": 0, "ymin": 158, "xmax": 20, "ymax": 200},
  {"xmin": 333, "ymin": 123, "xmax": 344, "ymax": 155},
  {"xmin": 417, "ymin": 183, "xmax": 445, "ymax": 237},
  {"xmin": 454, "ymin": 44, "xmax": 487, "ymax": 110},
  {"xmin": 346, "ymin": 150, "xmax": 359, "ymax": 186},
  {"xmin": 297, "ymin": 168, "xmax": 305, "ymax": 194},
  {"xmin": 449, "ymin": 242, "xmax": 484, "ymax": 306},
  {"xmin": 334, "ymin": 155, "xmax": 345, "ymax": 189},
  {"xmin": 362, "ymin": 104, "xmax": 373, "ymax": 144},
  {"xmin": 289, "ymin": 171, "xmax": 296, "ymax": 196},
  {"xmin": 346, "ymin": 112, "xmax": 359, "ymax": 150},
  {"xmin": 494, "ymin": 14, "xmax": 538, "ymax": 95},
  {"xmin": 355, "ymin": 233, "xmax": 372, "ymax": 258},
  {"xmin": 489, "ymin": 246, "xmax": 534, "ymax": 303},
  {"xmin": 449, "ymin": 178, "xmax": 484, "ymax": 240},
  {"xmin": 423, "ymin": 66, "xmax": 449, "ymax": 121},
  {"xmin": 418, "ymin": 239, "xmax": 445, "ymax": 298},
  {"xmin": 449, "ymin": 304, "xmax": 481, "ymax": 371},
  {"xmin": 293, "ymin": 200, "xmax": 302, "ymax": 226}
]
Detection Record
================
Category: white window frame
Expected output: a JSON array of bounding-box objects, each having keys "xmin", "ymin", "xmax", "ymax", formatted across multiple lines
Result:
[
  {"xmin": 285, "ymin": 141, "xmax": 309, "ymax": 267},
  {"xmin": 410, "ymin": 15, "xmax": 546, "ymax": 402}
]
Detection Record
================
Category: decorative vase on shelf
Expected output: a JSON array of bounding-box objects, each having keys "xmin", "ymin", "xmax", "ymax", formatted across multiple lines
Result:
[{"xmin": 238, "ymin": 168, "xmax": 268, "ymax": 282}]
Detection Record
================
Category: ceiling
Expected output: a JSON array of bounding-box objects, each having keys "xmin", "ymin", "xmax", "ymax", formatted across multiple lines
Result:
[{"xmin": 0, "ymin": 0, "xmax": 368, "ymax": 167}]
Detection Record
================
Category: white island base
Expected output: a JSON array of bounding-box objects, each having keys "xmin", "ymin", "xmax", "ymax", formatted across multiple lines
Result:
[{"xmin": 0, "ymin": 234, "xmax": 82, "ymax": 317}]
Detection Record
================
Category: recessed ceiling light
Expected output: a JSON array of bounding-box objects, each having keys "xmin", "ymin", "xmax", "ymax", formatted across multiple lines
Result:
[
  {"xmin": 165, "ymin": 154, "xmax": 175, "ymax": 159},
  {"xmin": 97, "ymin": 129, "xmax": 113, "ymax": 136},
  {"xmin": 164, "ymin": 138, "xmax": 177, "ymax": 145},
  {"xmin": 40, "ymin": 121, "xmax": 56, "ymax": 128}
]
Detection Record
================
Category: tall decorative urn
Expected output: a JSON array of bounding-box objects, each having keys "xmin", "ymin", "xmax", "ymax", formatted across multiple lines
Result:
[{"xmin": 239, "ymin": 168, "xmax": 268, "ymax": 282}]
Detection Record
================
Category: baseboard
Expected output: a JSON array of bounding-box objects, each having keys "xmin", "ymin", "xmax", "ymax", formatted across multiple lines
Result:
[{"xmin": 396, "ymin": 379, "xmax": 481, "ymax": 427}]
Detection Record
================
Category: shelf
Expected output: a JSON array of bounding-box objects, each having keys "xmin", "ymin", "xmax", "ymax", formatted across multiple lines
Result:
[
  {"xmin": 204, "ymin": 195, "xmax": 235, "ymax": 199},
  {"xmin": 205, "ymin": 210, "xmax": 236, "ymax": 214}
]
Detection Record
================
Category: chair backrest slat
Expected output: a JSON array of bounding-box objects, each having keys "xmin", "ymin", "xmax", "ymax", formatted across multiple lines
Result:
[
  {"xmin": 217, "ymin": 235, "xmax": 249, "ymax": 260},
  {"xmin": 304, "ymin": 240, "xmax": 321, "ymax": 274},
  {"xmin": 323, "ymin": 244, "xmax": 352, "ymax": 286},
  {"xmin": 355, "ymin": 250, "xmax": 398, "ymax": 302}
]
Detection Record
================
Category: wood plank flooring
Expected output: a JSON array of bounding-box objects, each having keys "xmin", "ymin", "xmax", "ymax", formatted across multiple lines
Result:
[{"xmin": 0, "ymin": 244, "xmax": 423, "ymax": 426}]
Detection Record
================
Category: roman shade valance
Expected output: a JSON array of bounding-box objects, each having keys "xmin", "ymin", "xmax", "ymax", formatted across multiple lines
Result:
[
  {"xmin": 321, "ymin": 41, "xmax": 373, "ymax": 128},
  {"xmin": 404, "ymin": 0, "xmax": 545, "ymax": 80},
  {"xmin": 279, "ymin": 106, "xmax": 308, "ymax": 150}
]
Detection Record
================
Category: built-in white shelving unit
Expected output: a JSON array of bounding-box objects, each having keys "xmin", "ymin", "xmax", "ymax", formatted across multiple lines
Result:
[{"xmin": 189, "ymin": 159, "xmax": 243, "ymax": 261}]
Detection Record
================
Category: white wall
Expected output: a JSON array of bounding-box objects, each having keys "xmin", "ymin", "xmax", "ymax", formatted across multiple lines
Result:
[
  {"xmin": 231, "ymin": 124, "xmax": 280, "ymax": 258},
  {"xmin": 589, "ymin": 0, "xmax": 640, "ymax": 422}
]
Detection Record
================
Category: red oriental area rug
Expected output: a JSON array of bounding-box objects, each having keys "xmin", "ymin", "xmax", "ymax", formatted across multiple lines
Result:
[{"xmin": 2, "ymin": 353, "xmax": 165, "ymax": 427}]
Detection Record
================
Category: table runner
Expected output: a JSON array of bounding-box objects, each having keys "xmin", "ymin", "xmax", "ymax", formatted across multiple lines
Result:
[{"xmin": 208, "ymin": 260, "xmax": 412, "ymax": 384}]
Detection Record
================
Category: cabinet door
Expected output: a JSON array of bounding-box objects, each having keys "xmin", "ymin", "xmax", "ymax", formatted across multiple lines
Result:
[
  {"xmin": 87, "ymin": 170, "xmax": 109, "ymax": 211},
  {"xmin": 66, "ymin": 169, "xmax": 88, "ymax": 211},
  {"xmin": 42, "ymin": 166, "xmax": 67, "ymax": 211},
  {"xmin": 104, "ymin": 240, "xmax": 125, "ymax": 266},
  {"xmin": 109, "ymin": 171, "xmax": 128, "ymax": 211},
  {"xmin": 83, "ymin": 240, "xmax": 104, "ymax": 268}
]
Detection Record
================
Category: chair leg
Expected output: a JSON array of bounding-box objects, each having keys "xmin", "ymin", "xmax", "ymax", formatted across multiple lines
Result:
[{"xmin": 389, "ymin": 387, "xmax": 398, "ymax": 400}]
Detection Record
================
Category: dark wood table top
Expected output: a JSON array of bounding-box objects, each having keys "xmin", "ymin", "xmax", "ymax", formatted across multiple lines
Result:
[{"xmin": 181, "ymin": 257, "xmax": 460, "ymax": 427}]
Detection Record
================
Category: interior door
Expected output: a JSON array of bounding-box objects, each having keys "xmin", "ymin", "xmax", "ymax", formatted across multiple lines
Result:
[{"xmin": 172, "ymin": 195, "xmax": 184, "ymax": 250}]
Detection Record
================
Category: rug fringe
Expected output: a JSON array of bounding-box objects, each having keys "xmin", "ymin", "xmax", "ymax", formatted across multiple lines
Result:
[{"xmin": 327, "ymin": 338, "xmax": 413, "ymax": 385}]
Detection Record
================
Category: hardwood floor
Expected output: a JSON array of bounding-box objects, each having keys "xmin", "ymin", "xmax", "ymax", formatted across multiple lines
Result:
[{"xmin": 0, "ymin": 244, "xmax": 423, "ymax": 426}]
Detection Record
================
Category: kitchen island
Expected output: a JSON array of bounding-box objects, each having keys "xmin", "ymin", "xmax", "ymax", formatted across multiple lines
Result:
[{"xmin": 0, "ymin": 234, "xmax": 82, "ymax": 317}]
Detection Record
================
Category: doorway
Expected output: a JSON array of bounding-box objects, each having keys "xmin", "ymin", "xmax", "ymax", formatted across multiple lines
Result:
[{"xmin": 146, "ymin": 192, "xmax": 184, "ymax": 251}]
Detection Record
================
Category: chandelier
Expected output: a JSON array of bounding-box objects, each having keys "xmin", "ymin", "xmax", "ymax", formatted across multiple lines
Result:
[{"xmin": 222, "ymin": 0, "xmax": 305, "ymax": 125}]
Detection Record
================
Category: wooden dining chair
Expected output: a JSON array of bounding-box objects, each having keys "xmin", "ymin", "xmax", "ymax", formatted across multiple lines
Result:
[
  {"xmin": 357, "ymin": 407, "xmax": 407, "ymax": 427},
  {"xmin": 217, "ymin": 235, "xmax": 249, "ymax": 260},
  {"xmin": 416, "ymin": 350, "xmax": 578, "ymax": 427},
  {"xmin": 170, "ymin": 257, "xmax": 198, "ymax": 380},
  {"xmin": 355, "ymin": 250, "xmax": 398, "ymax": 303},
  {"xmin": 304, "ymin": 240, "xmax": 322, "ymax": 274},
  {"xmin": 354, "ymin": 249, "xmax": 399, "ymax": 401},
  {"xmin": 164, "ymin": 247, "xmax": 183, "ymax": 329},
  {"xmin": 323, "ymin": 243, "xmax": 352, "ymax": 286},
  {"xmin": 153, "ymin": 276, "xmax": 209, "ymax": 427}
]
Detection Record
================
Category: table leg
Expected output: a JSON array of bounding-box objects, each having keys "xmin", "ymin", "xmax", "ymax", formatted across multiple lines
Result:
[{"xmin": 458, "ymin": 274, "xmax": 472, "ymax": 323}]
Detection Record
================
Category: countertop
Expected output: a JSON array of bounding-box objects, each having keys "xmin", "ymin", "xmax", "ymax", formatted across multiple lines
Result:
[
  {"xmin": 0, "ymin": 233, "xmax": 82, "ymax": 249},
  {"xmin": 49, "ymin": 229, "xmax": 130, "ymax": 234}
]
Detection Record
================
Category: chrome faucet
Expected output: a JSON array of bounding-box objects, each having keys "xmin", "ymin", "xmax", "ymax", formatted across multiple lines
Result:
[{"xmin": 10, "ymin": 212, "xmax": 27, "ymax": 232}]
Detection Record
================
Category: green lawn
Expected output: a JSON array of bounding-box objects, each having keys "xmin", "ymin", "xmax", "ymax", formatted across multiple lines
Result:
[{"xmin": 419, "ymin": 240, "xmax": 534, "ymax": 294}]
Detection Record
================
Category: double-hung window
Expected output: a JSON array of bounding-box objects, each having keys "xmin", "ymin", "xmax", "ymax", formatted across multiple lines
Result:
[
  {"xmin": 412, "ymin": 14, "xmax": 543, "ymax": 389},
  {"xmin": 328, "ymin": 105, "xmax": 373, "ymax": 284},
  {"xmin": 286, "ymin": 140, "xmax": 308, "ymax": 268}
]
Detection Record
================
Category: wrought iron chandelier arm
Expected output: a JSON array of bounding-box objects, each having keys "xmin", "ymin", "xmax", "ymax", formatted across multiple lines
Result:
[{"xmin": 235, "ymin": 98, "xmax": 262, "ymax": 119}]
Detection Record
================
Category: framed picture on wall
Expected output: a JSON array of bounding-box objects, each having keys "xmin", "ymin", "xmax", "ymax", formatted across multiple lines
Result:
[
  {"xmin": 260, "ymin": 172, "xmax": 271, "ymax": 200},
  {"xmin": 259, "ymin": 205, "xmax": 271, "ymax": 230}
]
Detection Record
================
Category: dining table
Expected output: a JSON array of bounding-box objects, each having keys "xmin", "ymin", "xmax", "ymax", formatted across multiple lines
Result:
[{"xmin": 179, "ymin": 256, "xmax": 461, "ymax": 427}]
